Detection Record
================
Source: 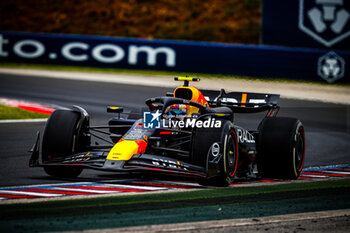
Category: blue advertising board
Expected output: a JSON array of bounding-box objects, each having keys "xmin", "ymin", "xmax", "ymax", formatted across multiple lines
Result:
[
  {"xmin": 0, "ymin": 31, "xmax": 349, "ymax": 83},
  {"xmin": 262, "ymin": 0, "xmax": 350, "ymax": 50}
]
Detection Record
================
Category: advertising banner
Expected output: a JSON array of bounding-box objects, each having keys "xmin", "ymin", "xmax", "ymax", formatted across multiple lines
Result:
[
  {"xmin": 262, "ymin": 0, "xmax": 350, "ymax": 50},
  {"xmin": 0, "ymin": 32, "xmax": 349, "ymax": 83}
]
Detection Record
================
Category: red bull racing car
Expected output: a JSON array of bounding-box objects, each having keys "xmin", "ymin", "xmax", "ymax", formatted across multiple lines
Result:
[{"xmin": 29, "ymin": 77, "xmax": 305, "ymax": 186}]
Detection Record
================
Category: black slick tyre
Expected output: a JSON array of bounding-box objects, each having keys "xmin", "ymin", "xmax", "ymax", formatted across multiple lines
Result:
[
  {"xmin": 218, "ymin": 125, "xmax": 239, "ymax": 186},
  {"xmin": 42, "ymin": 109, "xmax": 84, "ymax": 178},
  {"xmin": 258, "ymin": 117, "xmax": 305, "ymax": 179}
]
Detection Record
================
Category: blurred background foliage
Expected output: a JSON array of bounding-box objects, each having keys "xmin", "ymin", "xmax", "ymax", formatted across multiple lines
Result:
[{"xmin": 0, "ymin": 0, "xmax": 261, "ymax": 44}]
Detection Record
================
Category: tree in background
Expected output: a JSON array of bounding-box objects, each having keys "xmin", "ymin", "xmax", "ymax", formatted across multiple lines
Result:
[{"xmin": 0, "ymin": 0, "xmax": 261, "ymax": 44}]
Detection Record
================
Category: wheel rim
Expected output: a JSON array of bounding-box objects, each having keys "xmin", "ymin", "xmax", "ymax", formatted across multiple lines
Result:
[
  {"xmin": 226, "ymin": 131, "xmax": 238, "ymax": 177},
  {"xmin": 295, "ymin": 127, "xmax": 305, "ymax": 172}
]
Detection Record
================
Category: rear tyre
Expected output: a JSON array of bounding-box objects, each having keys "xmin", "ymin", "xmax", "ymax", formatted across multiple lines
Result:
[
  {"xmin": 258, "ymin": 117, "xmax": 305, "ymax": 179},
  {"xmin": 42, "ymin": 109, "xmax": 86, "ymax": 178},
  {"xmin": 194, "ymin": 120, "xmax": 239, "ymax": 186}
]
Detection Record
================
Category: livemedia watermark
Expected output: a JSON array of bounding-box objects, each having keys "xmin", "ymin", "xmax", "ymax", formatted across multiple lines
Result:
[{"xmin": 143, "ymin": 110, "xmax": 222, "ymax": 129}]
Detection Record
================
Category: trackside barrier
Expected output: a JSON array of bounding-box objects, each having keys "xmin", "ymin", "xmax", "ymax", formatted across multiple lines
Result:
[
  {"xmin": 0, "ymin": 32, "xmax": 349, "ymax": 83},
  {"xmin": 262, "ymin": 0, "xmax": 350, "ymax": 51}
]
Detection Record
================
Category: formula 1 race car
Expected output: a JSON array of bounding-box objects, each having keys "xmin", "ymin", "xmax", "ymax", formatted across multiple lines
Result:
[{"xmin": 29, "ymin": 77, "xmax": 305, "ymax": 186}]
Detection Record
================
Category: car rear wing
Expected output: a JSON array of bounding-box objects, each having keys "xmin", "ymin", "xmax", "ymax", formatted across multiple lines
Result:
[{"xmin": 201, "ymin": 89, "xmax": 280, "ymax": 114}]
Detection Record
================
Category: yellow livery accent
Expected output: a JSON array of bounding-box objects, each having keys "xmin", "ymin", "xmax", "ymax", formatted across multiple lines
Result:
[
  {"xmin": 107, "ymin": 140, "xmax": 139, "ymax": 161},
  {"xmin": 107, "ymin": 106, "xmax": 124, "ymax": 113},
  {"xmin": 174, "ymin": 77, "xmax": 200, "ymax": 82}
]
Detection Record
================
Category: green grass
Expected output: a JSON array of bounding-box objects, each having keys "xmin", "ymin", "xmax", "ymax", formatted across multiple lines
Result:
[
  {"xmin": 1, "ymin": 178, "xmax": 349, "ymax": 216},
  {"xmin": 0, "ymin": 179, "xmax": 349, "ymax": 232},
  {"xmin": 2, "ymin": 62, "xmax": 348, "ymax": 87},
  {"xmin": 0, "ymin": 104, "xmax": 49, "ymax": 120}
]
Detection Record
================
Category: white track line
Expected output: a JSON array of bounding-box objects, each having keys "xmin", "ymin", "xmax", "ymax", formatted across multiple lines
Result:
[
  {"xmin": 52, "ymin": 187, "xmax": 120, "ymax": 194},
  {"xmin": 0, "ymin": 190, "xmax": 62, "ymax": 197},
  {"xmin": 0, "ymin": 118, "xmax": 47, "ymax": 124},
  {"xmin": 323, "ymin": 171, "xmax": 350, "ymax": 175},
  {"xmin": 159, "ymin": 181, "xmax": 203, "ymax": 187},
  {"xmin": 0, "ymin": 182, "xmax": 98, "ymax": 190},
  {"xmin": 103, "ymin": 183, "xmax": 168, "ymax": 191},
  {"xmin": 300, "ymin": 174, "xmax": 328, "ymax": 178}
]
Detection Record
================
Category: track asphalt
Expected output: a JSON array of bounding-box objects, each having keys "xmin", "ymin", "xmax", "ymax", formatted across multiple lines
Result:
[
  {"xmin": 0, "ymin": 68, "xmax": 349, "ymax": 232},
  {"xmin": 0, "ymin": 70, "xmax": 349, "ymax": 187}
]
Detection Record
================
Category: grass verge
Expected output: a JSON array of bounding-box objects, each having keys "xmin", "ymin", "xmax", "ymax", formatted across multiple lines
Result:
[
  {"xmin": 0, "ymin": 179, "xmax": 349, "ymax": 232},
  {"xmin": 0, "ymin": 104, "xmax": 49, "ymax": 120}
]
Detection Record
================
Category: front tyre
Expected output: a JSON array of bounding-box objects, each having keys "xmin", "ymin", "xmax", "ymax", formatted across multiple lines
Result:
[
  {"xmin": 42, "ymin": 109, "xmax": 88, "ymax": 178},
  {"xmin": 197, "ymin": 121, "xmax": 239, "ymax": 186},
  {"xmin": 258, "ymin": 117, "xmax": 305, "ymax": 179}
]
